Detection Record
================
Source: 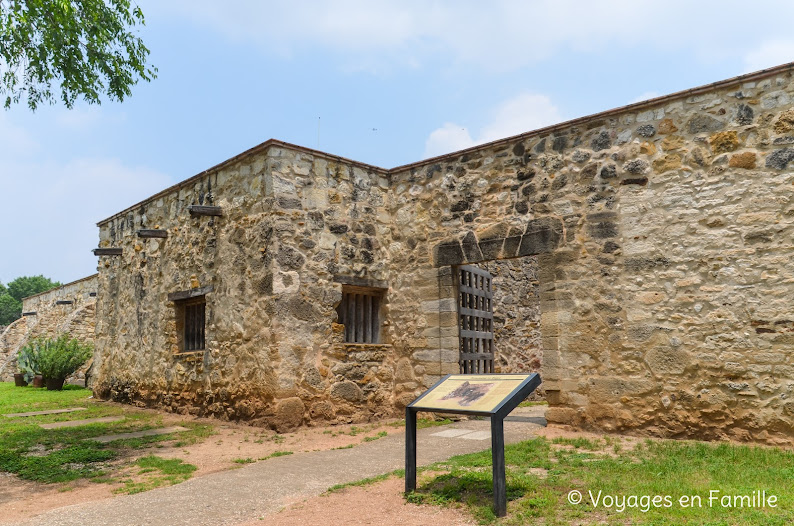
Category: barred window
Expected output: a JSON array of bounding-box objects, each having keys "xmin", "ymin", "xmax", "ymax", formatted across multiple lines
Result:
[
  {"xmin": 337, "ymin": 287, "xmax": 383, "ymax": 344},
  {"xmin": 181, "ymin": 297, "xmax": 206, "ymax": 351}
]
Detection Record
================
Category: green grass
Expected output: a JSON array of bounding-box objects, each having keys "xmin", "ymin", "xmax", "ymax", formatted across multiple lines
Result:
[
  {"xmin": 406, "ymin": 437, "xmax": 794, "ymax": 525},
  {"xmin": 0, "ymin": 383, "xmax": 90, "ymax": 414},
  {"xmin": 326, "ymin": 469, "xmax": 405, "ymax": 494},
  {"xmin": 363, "ymin": 431, "xmax": 388, "ymax": 442},
  {"xmin": 517, "ymin": 400, "xmax": 548, "ymax": 408},
  {"xmin": 233, "ymin": 457, "xmax": 255, "ymax": 464},
  {"xmin": 550, "ymin": 437, "xmax": 604, "ymax": 450},
  {"xmin": 115, "ymin": 455, "xmax": 197, "ymax": 494},
  {"xmin": 261, "ymin": 450, "xmax": 293, "ymax": 460},
  {"xmin": 0, "ymin": 382, "xmax": 211, "ymax": 484}
]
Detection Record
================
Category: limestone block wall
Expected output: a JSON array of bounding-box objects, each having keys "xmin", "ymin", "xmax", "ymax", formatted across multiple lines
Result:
[
  {"xmin": 93, "ymin": 63, "xmax": 794, "ymax": 444},
  {"xmin": 0, "ymin": 274, "xmax": 97, "ymax": 382},
  {"xmin": 0, "ymin": 316, "xmax": 31, "ymax": 380},
  {"xmin": 93, "ymin": 145, "xmax": 400, "ymax": 429},
  {"xmin": 390, "ymin": 65, "xmax": 794, "ymax": 445},
  {"xmin": 94, "ymin": 149, "xmax": 280, "ymax": 421},
  {"xmin": 265, "ymin": 148, "xmax": 405, "ymax": 423}
]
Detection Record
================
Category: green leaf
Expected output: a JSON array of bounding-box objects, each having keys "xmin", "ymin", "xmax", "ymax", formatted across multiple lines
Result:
[{"xmin": 0, "ymin": 0, "xmax": 156, "ymax": 110}]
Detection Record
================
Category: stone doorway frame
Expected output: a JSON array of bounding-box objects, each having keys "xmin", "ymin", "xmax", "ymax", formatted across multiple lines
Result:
[{"xmin": 429, "ymin": 216, "xmax": 572, "ymax": 404}]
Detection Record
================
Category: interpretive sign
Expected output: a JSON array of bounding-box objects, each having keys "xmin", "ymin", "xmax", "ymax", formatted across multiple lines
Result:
[
  {"xmin": 405, "ymin": 373, "xmax": 541, "ymax": 517},
  {"xmin": 408, "ymin": 374, "xmax": 531, "ymax": 414}
]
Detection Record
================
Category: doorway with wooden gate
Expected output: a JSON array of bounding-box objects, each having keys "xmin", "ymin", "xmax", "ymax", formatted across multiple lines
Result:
[
  {"xmin": 455, "ymin": 258, "xmax": 543, "ymax": 379},
  {"xmin": 456, "ymin": 264, "xmax": 495, "ymax": 373}
]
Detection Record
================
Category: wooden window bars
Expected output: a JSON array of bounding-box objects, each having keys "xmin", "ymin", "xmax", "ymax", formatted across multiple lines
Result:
[
  {"xmin": 337, "ymin": 287, "xmax": 382, "ymax": 344},
  {"xmin": 182, "ymin": 297, "xmax": 206, "ymax": 351}
]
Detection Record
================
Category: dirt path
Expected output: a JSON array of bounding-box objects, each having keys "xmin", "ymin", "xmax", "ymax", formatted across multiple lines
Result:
[
  {"xmin": 0, "ymin": 405, "xmax": 410, "ymax": 524},
  {"xmin": 238, "ymin": 477, "xmax": 479, "ymax": 526},
  {"xmin": 6, "ymin": 406, "xmax": 547, "ymax": 526},
  {"xmin": 253, "ymin": 422, "xmax": 642, "ymax": 526}
]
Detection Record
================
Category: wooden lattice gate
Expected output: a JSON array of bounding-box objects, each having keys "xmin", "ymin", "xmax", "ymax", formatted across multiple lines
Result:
[{"xmin": 457, "ymin": 265, "xmax": 495, "ymax": 373}]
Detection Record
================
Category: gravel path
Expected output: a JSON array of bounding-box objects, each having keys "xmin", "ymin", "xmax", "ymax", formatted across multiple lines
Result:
[{"xmin": 19, "ymin": 408, "xmax": 546, "ymax": 526}]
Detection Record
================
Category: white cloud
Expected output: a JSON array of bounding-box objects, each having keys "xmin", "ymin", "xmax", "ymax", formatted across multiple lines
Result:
[
  {"xmin": 0, "ymin": 112, "xmax": 38, "ymax": 157},
  {"xmin": 424, "ymin": 124, "xmax": 476, "ymax": 158},
  {"xmin": 479, "ymin": 94, "xmax": 562, "ymax": 142},
  {"xmin": 424, "ymin": 92, "xmax": 562, "ymax": 158},
  {"xmin": 150, "ymin": 1, "xmax": 794, "ymax": 73},
  {"xmin": 54, "ymin": 105, "xmax": 103, "ymax": 130},
  {"xmin": 743, "ymin": 40, "xmax": 794, "ymax": 73},
  {"xmin": 0, "ymin": 116, "xmax": 172, "ymax": 285},
  {"xmin": 629, "ymin": 92, "xmax": 661, "ymax": 104}
]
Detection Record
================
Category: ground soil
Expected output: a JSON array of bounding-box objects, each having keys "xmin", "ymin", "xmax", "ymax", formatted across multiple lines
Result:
[
  {"xmin": 0, "ymin": 404, "xmax": 636, "ymax": 525},
  {"xmin": 237, "ymin": 477, "xmax": 478, "ymax": 526},
  {"xmin": 0, "ymin": 402, "xmax": 408, "ymax": 524},
  {"xmin": 251, "ymin": 423, "xmax": 645, "ymax": 526}
]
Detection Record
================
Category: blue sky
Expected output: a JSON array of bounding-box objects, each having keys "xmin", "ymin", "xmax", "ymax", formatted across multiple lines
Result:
[{"xmin": 2, "ymin": 0, "xmax": 794, "ymax": 286}]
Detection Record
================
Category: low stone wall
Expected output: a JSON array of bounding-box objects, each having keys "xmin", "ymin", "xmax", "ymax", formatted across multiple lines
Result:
[{"xmin": 0, "ymin": 275, "xmax": 97, "ymax": 383}]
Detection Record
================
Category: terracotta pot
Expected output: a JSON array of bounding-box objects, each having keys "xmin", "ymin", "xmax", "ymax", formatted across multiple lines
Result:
[
  {"xmin": 45, "ymin": 377, "xmax": 66, "ymax": 391},
  {"xmin": 32, "ymin": 375, "xmax": 45, "ymax": 388},
  {"xmin": 13, "ymin": 373, "xmax": 28, "ymax": 387}
]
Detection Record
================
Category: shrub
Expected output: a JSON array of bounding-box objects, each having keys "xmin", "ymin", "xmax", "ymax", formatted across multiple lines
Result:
[{"xmin": 27, "ymin": 335, "xmax": 93, "ymax": 382}]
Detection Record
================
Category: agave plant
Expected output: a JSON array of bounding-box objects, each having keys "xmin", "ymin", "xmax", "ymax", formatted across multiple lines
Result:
[{"xmin": 17, "ymin": 338, "xmax": 44, "ymax": 383}]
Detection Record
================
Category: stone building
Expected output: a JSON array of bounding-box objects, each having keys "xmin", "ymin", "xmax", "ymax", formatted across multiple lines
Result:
[
  {"xmin": 0, "ymin": 275, "xmax": 97, "ymax": 383},
  {"xmin": 83, "ymin": 62, "xmax": 794, "ymax": 442}
]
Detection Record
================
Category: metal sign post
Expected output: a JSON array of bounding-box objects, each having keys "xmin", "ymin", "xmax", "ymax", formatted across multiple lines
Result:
[{"xmin": 405, "ymin": 373, "xmax": 541, "ymax": 517}]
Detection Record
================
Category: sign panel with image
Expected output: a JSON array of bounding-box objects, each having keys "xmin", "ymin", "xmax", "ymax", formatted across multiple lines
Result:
[{"xmin": 409, "ymin": 374, "xmax": 535, "ymax": 415}]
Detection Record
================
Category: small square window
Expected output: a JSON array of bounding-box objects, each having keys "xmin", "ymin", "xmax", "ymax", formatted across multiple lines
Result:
[
  {"xmin": 179, "ymin": 297, "xmax": 206, "ymax": 351},
  {"xmin": 337, "ymin": 287, "xmax": 383, "ymax": 344}
]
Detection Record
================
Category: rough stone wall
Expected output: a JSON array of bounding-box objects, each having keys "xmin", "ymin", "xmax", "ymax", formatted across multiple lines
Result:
[
  {"xmin": 0, "ymin": 316, "xmax": 30, "ymax": 380},
  {"xmin": 94, "ymin": 152, "xmax": 279, "ymax": 421},
  {"xmin": 391, "ymin": 67, "xmax": 794, "ymax": 445},
  {"xmin": 267, "ymin": 148, "xmax": 399, "ymax": 424},
  {"xmin": 0, "ymin": 275, "xmax": 97, "ymax": 382},
  {"xmin": 93, "ymin": 146, "xmax": 399, "ymax": 429},
  {"xmin": 94, "ymin": 64, "xmax": 794, "ymax": 444},
  {"xmin": 481, "ymin": 258, "xmax": 543, "ymax": 378}
]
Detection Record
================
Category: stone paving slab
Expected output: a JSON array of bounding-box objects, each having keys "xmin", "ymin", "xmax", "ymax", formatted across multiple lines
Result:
[
  {"xmin": 39, "ymin": 416, "xmax": 125, "ymax": 429},
  {"xmin": 3, "ymin": 407, "xmax": 87, "ymax": 418},
  {"xmin": 430, "ymin": 428, "xmax": 476, "ymax": 438},
  {"xmin": 87, "ymin": 426, "xmax": 189, "ymax": 443},
  {"xmin": 457, "ymin": 430, "xmax": 491, "ymax": 440}
]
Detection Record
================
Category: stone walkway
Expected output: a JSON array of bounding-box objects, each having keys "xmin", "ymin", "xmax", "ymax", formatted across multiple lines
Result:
[
  {"xmin": 2, "ymin": 407, "xmax": 86, "ymax": 418},
  {"xmin": 88, "ymin": 426, "xmax": 189, "ymax": 443},
  {"xmin": 39, "ymin": 416, "xmax": 125, "ymax": 429},
  {"xmin": 18, "ymin": 407, "xmax": 546, "ymax": 526},
  {"xmin": 430, "ymin": 428, "xmax": 491, "ymax": 440}
]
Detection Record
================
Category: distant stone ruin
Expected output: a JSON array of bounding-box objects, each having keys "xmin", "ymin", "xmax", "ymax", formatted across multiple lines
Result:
[{"xmin": 0, "ymin": 275, "xmax": 97, "ymax": 384}]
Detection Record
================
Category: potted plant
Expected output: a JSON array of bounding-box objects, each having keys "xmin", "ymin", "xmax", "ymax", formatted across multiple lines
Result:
[
  {"xmin": 37, "ymin": 335, "xmax": 93, "ymax": 391},
  {"xmin": 13, "ymin": 373, "xmax": 27, "ymax": 387},
  {"xmin": 17, "ymin": 340, "xmax": 43, "ymax": 387}
]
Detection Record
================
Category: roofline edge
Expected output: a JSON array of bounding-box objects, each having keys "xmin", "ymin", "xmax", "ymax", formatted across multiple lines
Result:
[{"xmin": 96, "ymin": 61, "xmax": 794, "ymax": 226}]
